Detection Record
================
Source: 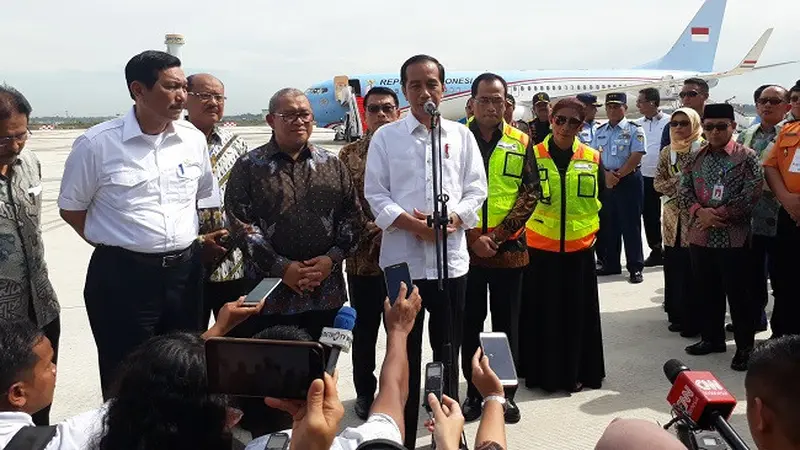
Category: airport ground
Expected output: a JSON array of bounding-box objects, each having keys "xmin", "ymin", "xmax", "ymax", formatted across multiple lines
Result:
[{"xmin": 34, "ymin": 126, "xmax": 763, "ymax": 449}]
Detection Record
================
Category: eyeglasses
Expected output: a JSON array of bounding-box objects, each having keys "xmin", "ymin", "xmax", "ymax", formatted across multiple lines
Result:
[
  {"xmin": 679, "ymin": 91, "xmax": 700, "ymax": 99},
  {"xmin": 366, "ymin": 104, "xmax": 397, "ymax": 114},
  {"xmin": 554, "ymin": 115, "xmax": 582, "ymax": 127},
  {"xmin": 274, "ymin": 111, "xmax": 314, "ymax": 123},
  {"xmin": 757, "ymin": 97, "xmax": 785, "ymax": 106},
  {"xmin": 702, "ymin": 123, "xmax": 730, "ymax": 132},
  {"xmin": 188, "ymin": 92, "xmax": 227, "ymax": 103},
  {"xmin": 0, "ymin": 130, "xmax": 31, "ymax": 148},
  {"xmin": 669, "ymin": 120, "xmax": 691, "ymax": 128},
  {"xmin": 474, "ymin": 96, "xmax": 505, "ymax": 106}
]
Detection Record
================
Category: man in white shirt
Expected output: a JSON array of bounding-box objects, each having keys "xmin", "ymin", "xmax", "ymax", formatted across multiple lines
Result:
[
  {"xmin": 634, "ymin": 88, "xmax": 670, "ymax": 267},
  {"xmin": 0, "ymin": 320, "xmax": 104, "ymax": 450},
  {"xmin": 364, "ymin": 54, "xmax": 487, "ymax": 448},
  {"xmin": 58, "ymin": 50, "xmax": 218, "ymax": 400}
]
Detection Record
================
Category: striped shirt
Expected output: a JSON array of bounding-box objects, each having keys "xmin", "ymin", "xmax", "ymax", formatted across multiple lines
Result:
[{"xmin": 197, "ymin": 126, "xmax": 250, "ymax": 282}]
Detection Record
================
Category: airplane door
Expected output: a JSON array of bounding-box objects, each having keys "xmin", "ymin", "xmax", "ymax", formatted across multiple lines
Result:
[{"xmin": 349, "ymin": 79, "xmax": 362, "ymax": 97}]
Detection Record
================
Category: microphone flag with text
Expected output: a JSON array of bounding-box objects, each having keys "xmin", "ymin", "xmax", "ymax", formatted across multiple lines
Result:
[{"xmin": 319, "ymin": 306, "xmax": 357, "ymax": 375}]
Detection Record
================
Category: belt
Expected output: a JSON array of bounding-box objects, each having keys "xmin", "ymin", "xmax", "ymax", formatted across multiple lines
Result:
[{"xmin": 101, "ymin": 242, "xmax": 197, "ymax": 268}]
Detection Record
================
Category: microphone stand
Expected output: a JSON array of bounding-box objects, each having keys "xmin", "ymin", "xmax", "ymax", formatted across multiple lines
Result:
[{"xmin": 426, "ymin": 111, "xmax": 467, "ymax": 450}]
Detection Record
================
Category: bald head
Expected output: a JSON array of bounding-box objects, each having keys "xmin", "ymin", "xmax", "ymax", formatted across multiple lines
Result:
[{"xmin": 185, "ymin": 73, "xmax": 226, "ymax": 135}]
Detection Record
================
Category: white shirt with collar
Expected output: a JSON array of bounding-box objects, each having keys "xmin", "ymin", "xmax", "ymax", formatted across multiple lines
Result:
[
  {"xmin": 58, "ymin": 107, "xmax": 218, "ymax": 254},
  {"xmin": 634, "ymin": 111, "xmax": 671, "ymax": 178},
  {"xmin": 244, "ymin": 413, "xmax": 403, "ymax": 450},
  {"xmin": 364, "ymin": 113, "xmax": 487, "ymax": 280},
  {"xmin": 0, "ymin": 407, "xmax": 105, "ymax": 450}
]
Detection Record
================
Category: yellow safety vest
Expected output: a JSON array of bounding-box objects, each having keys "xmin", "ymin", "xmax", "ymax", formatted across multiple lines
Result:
[
  {"xmin": 526, "ymin": 137, "xmax": 602, "ymax": 252},
  {"xmin": 470, "ymin": 120, "xmax": 530, "ymax": 237}
]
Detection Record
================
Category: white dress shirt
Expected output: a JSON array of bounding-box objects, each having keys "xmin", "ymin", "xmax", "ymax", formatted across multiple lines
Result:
[
  {"xmin": 244, "ymin": 413, "xmax": 403, "ymax": 450},
  {"xmin": 58, "ymin": 107, "xmax": 218, "ymax": 254},
  {"xmin": 634, "ymin": 112, "xmax": 671, "ymax": 178},
  {"xmin": 364, "ymin": 113, "xmax": 487, "ymax": 280},
  {"xmin": 0, "ymin": 407, "xmax": 105, "ymax": 450}
]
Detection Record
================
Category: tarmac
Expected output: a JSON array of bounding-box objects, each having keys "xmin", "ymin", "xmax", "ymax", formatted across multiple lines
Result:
[{"xmin": 31, "ymin": 125, "xmax": 763, "ymax": 449}]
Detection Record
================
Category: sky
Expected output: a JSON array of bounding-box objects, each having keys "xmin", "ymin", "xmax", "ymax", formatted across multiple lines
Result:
[{"xmin": 2, "ymin": 0, "xmax": 798, "ymax": 117}]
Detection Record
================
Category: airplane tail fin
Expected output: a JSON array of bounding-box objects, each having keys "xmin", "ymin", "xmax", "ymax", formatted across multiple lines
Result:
[
  {"xmin": 733, "ymin": 28, "xmax": 772, "ymax": 72},
  {"xmin": 636, "ymin": 0, "xmax": 727, "ymax": 73}
]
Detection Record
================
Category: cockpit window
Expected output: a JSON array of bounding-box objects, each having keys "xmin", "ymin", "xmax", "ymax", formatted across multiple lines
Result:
[{"xmin": 305, "ymin": 87, "xmax": 329, "ymax": 94}]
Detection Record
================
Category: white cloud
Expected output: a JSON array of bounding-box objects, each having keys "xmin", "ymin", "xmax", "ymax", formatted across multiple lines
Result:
[{"xmin": 2, "ymin": 0, "xmax": 798, "ymax": 116}]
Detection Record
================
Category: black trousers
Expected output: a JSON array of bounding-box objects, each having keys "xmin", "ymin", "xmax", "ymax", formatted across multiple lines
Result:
[
  {"xmin": 202, "ymin": 278, "xmax": 258, "ymax": 327},
  {"xmin": 690, "ymin": 245, "xmax": 756, "ymax": 350},
  {"xmin": 770, "ymin": 208, "xmax": 800, "ymax": 337},
  {"xmin": 347, "ymin": 274, "xmax": 387, "ymax": 400},
  {"xmin": 461, "ymin": 266, "xmax": 522, "ymax": 400},
  {"xmin": 599, "ymin": 170, "xmax": 645, "ymax": 273},
  {"xmin": 642, "ymin": 176, "xmax": 663, "ymax": 251},
  {"xmin": 663, "ymin": 245, "xmax": 699, "ymax": 333},
  {"xmin": 748, "ymin": 234, "xmax": 775, "ymax": 328},
  {"xmin": 403, "ymin": 275, "xmax": 467, "ymax": 450},
  {"xmin": 31, "ymin": 317, "xmax": 60, "ymax": 426},
  {"xmin": 84, "ymin": 244, "xmax": 205, "ymax": 400}
]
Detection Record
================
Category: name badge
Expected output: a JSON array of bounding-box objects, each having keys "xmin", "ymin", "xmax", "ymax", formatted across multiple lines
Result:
[
  {"xmin": 790, "ymin": 149, "xmax": 800, "ymax": 174},
  {"xmin": 574, "ymin": 162, "xmax": 591, "ymax": 170},
  {"xmin": 712, "ymin": 184, "xmax": 725, "ymax": 201}
]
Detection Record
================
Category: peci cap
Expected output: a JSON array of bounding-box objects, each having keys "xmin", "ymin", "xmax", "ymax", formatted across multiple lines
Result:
[
  {"xmin": 577, "ymin": 93, "xmax": 602, "ymax": 107},
  {"xmin": 533, "ymin": 92, "xmax": 550, "ymax": 104},
  {"xmin": 703, "ymin": 103, "xmax": 736, "ymax": 121},
  {"xmin": 605, "ymin": 92, "xmax": 627, "ymax": 105}
]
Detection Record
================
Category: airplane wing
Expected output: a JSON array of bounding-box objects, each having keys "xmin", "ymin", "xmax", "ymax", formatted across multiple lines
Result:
[{"xmin": 519, "ymin": 28, "xmax": 798, "ymax": 107}]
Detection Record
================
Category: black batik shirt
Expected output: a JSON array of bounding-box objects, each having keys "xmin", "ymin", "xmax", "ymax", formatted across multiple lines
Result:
[
  {"xmin": 0, "ymin": 151, "xmax": 59, "ymax": 327},
  {"xmin": 224, "ymin": 137, "xmax": 363, "ymax": 315}
]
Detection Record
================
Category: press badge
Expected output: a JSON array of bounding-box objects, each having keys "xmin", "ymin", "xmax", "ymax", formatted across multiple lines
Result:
[
  {"xmin": 789, "ymin": 149, "xmax": 800, "ymax": 173},
  {"xmin": 712, "ymin": 184, "xmax": 725, "ymax": 201}
]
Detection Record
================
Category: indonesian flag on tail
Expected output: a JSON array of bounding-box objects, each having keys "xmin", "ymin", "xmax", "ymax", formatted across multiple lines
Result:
[{"xmin": 691, "ymin": 27, "xmax": 710, "ymax": 42}]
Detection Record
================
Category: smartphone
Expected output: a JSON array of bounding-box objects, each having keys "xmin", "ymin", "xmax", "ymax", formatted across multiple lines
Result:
[
  {"xmin": 264, "ymin": 432, "xmax": 290, "ymax": 450},
  {"xmin": 384, "ymin": 262, "xmax": 413, "ymax": 305},
  {"xmin": 479, "ymin": 332, "xmax": 518, "ymax": 387},
  {"xmin": 422, "ymin": 362, "xmax": 444, "ymax": 413},
  {"xmin": 205, "ymin": 337, "xmax": 325, "ymax": 399},
  {"xmin": 243, "ymin": 278, "xmax": 282, "ymax": 305}
]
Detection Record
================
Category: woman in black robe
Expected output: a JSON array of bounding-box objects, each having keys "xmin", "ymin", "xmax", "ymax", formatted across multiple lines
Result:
[{"xmin": 521, "ymin": 97, "xmax": 606, "ymax": 393}]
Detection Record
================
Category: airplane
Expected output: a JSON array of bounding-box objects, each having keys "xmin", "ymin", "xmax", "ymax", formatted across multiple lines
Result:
[{"xmin": 304, "ymin": 0, "xmax": 797, "ymax": 135}]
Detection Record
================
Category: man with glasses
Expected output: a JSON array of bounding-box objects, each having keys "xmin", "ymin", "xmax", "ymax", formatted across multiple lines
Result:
[
  {"xmin": 224, "ymin": 88, "xmax": 363, "ymax": 340},
  {"xmin": 59, "ymin": 51, "xmax": 219, "ymax": 399},
  {"xmin": 338, "ymin": 86, "xmax": 400, "ymax": 420},
  {"xmin": 660, "ymin": 78, "xmax": 709, "ymax": 150},
  {"xmin": 184, "ymin": 73, "xmax": 254, "ymax": 329},
  {"xmin": 679, "ymin": 103, "xmax": 762, "ymax": 371},
  {"xmin": 461, "ymin": 73, "xmax": 539, "ymax": 424},
  {"xmin": 788, "ymin": 80, "xmax": 800, "ymax": 122},
  {"xmin": 736, "ymin": 85, "xmax": 791, "ymax": 336},
  {"xmin": 0, "ymin": 85, "xmax": 61, "ymax": 426},
  {"xmin": 592, "ymin": 92, "xmax": 647, "ymax": 284}
]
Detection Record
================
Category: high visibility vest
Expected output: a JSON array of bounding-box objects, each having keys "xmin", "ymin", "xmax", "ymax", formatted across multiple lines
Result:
[
  {"xmin": 472, "ymin": 121, "xmax": 530, "ymax": 238},
  {"xmin": 526, "ymin": 137, "xmax": 602, "ymax": 252}
]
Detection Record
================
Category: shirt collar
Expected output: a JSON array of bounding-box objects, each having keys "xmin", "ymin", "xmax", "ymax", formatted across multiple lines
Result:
[
  {"xmin": 608, "ymin": 117, "xmax": 629, "ymax": 129},
  {"xmin": 122, "ymin": 106, "xmax": 178, "ymax": 143},
  {"xmin": 266, "ymin": 136, "xmax": 313, "ymax": 160},
  {"xmin": 708, "ymin": 140, "xmax": 736, "ymax": 155},
  {"xmin": 0, "ymin": 410, "xmax": 33, "ymax": 425},
  {"xmin": 404, "ymin": 112, "xmax": 448, "ymax": 136},
  {"xmin": 644, "ymin": 112, "xmax": 664, "ymax": 121}
]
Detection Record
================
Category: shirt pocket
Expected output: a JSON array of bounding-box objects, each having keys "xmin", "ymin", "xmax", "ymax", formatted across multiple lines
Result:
[
  {"xmin": 105, "ymin": 169, "xmax": 156, "ymax": 209},
  {"xmin": 169, "ymin": 163, "xmax": 203, "ymax": 203}
]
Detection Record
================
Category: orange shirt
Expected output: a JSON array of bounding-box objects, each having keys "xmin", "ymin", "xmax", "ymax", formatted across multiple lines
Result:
[{"xmin": 764, "ymin": 121, "xmax": 800, "ymax": 194}]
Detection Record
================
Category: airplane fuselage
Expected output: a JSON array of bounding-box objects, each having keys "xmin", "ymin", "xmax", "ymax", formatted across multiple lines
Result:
[{"xmin": 306, "ymin": 69, "xmax": 699, "ymax": 127}]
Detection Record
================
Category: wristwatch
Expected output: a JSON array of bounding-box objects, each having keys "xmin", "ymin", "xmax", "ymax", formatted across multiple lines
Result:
[{"xmin": 481, "ymin": 395, "xmax": 507, "ymax": 410}]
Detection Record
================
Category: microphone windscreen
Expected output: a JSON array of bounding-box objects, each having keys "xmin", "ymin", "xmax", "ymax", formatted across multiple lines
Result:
[
  {"xmin": 333, "ymin": 306, "xmax": 357, "ymax": 331},
  {"xmin": 664, "ymin": 359, "xmax": 690, "ymax": 384}
]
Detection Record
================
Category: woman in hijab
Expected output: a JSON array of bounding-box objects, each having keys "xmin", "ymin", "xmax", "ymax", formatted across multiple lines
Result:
[{"xmin": 654, "ymin": 107, "xmax": 704, "ymax": 337}]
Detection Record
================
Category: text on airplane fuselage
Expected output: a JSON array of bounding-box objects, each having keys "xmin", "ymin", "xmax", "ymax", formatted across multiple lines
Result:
[{"xmin": 378, "ymin": 77, "xmax": 474, "ymax": 86}]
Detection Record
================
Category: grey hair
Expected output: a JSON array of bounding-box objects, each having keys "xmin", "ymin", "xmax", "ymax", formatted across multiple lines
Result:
[{"xmin": 268, "ymin": 88, "xmax": 306, "ymax": 114}]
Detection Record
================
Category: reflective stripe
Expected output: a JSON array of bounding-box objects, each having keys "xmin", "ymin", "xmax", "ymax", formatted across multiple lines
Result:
[{"xmin": 526, "ymin": 137, "xmax": 602, "ymax": 252}]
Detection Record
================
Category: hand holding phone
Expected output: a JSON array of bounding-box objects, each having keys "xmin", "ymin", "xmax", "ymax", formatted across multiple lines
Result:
[
  {"xmin": 423, "ymin": 362, "xmax": 444, "ymax": 413},
  {"xmin": 478, "ymin": 332, "xmax": 517, "ymax": 389},
  {"xmin": 384, "ymin": 262, "xmax": 413, "ymax": 305},
  {"xmin": 244, "ymin": 278, "xmax": 282, "ymax": 306}
]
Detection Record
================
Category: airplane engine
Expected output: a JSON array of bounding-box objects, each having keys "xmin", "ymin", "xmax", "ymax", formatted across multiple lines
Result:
[
  {"xmin": 706, "ymin": 78, "xmax": 720, "ymax": 89},
  {"xmin": 660, "ymin": 75, "xmax": 680, "ymax": 101}
]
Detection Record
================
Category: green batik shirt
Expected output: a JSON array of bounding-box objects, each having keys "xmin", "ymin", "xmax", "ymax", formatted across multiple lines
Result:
[{"xmin": 737, "ymin": 123, "xmax": 780, "ymax": 237}]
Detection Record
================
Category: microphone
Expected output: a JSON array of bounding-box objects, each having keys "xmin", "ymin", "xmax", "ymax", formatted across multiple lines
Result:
[
  {"xmin": 319, "ymin": 306, "xmax": 356, "ymax": 375},
  {"xmin": 664, "ymin": 359, "xmax": 750, "ymax": 450},
  {"xmin": 424, "ymin": 100, "xmax": 440, "ymax": 116}
]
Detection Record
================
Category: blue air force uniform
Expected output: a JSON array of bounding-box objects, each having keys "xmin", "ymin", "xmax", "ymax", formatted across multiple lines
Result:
[
  {"xmin": 577, "ymin": 93, "xmax": 602, "ymax": 145},
  {"xmin": 591, "ymin": 93, "xmax": 647, "ymax": 278}
]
